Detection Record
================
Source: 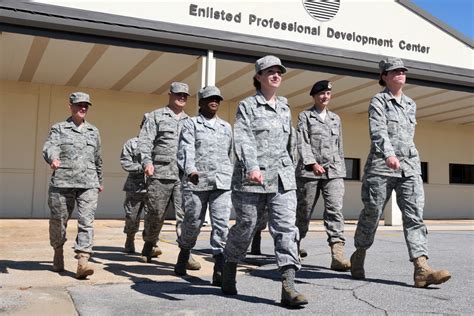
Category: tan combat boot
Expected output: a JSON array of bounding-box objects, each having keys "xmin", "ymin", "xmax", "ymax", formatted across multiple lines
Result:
[
  {"xmin": 76, "ymin": 253, "xmax": 94, "ymax": 279},
  {"xmin": 281, "ymin": 266, "xmax": 308, "ymax": 307},
  {"xmin": 186, "ymin": 254, "xmax": 201, "ymax": 270},
  {"xmin": 52, "ymin": 247, "xmax": 64, "ymax": 272},
  {"xmin": 413, "ymin": 256, "xmax": 451, "ymax": 288},
  {"xmin": 330, "ymin": 242, "xmax": 351, "ymax": 272},
  {"xmin": 151, "ymin": 245, "xmax": 162, "ymax": 257},
  {"xmin": 350, "ymin": 248, "xmax": 366, "ymax": 279}
]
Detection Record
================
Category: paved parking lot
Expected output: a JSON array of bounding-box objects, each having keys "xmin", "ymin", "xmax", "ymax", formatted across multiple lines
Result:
[{"xmin": 1, "ymin": 219, "xmax": 473, "ymax": 315}]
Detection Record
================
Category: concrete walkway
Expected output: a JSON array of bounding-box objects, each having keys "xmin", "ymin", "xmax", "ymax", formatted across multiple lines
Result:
[{"xmin": 1, "ymin": 219, "xmax": 473, "ymax": 315}]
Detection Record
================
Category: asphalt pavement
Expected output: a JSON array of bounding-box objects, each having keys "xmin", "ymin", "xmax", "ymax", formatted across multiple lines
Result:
[{"xmin": 1, "ymin": 219, "xmax": 473, "ymax": 315}]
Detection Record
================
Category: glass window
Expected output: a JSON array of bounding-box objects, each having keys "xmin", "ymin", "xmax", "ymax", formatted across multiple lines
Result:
[
  {"xmin": 421, "ymin": 162, "xmax": 428, "ymax": 183},
  {"xmin": 344, "ymin": 158, "xmax": 360, "ymax": 181},
  {"xmin": 449, "ymin": 164, "xmax": 474, "ymax": 184}
]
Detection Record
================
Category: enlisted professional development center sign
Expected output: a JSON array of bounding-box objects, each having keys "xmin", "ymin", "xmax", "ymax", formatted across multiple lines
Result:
[
  {"xmin": 188, "ymin": 1, "xmax": 432, "ymax": 55},
  {"xmin": 34, "ymin": 0, "xmax": 472, "ymax": 69}
]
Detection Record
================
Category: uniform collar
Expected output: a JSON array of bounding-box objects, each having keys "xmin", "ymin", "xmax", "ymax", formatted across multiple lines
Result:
[
  {"xmin": 164, "ymin": 105, "xmax": 189, "ymax": 119},
  {"xmin": 309, "ymin": 106, "xmax": 335, "ymax": 122},
  {"xmin": 382, "ymin": 88, "xmax": 408, "ymax": 107},
  {"xmin": 65, "ymin": 117, "xmax": 93, "ymax": 131},
  {"xmin": 255, "ymin": 90, "xmax": 288, "ymax": 111},
  {"xmin": 196, "ymin": 113, "xmax": 223, "ymax": 129}
]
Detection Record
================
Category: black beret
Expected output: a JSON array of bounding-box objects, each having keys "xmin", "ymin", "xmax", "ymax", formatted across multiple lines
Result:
[{"xmin": 310, "ymin": 80, "xmax": 332, "ymax": 96}]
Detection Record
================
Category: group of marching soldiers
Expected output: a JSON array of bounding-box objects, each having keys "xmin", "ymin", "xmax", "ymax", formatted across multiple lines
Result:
[{"xmin": 43, "ymin": 55, "xmax": 450, "ymax": 308}]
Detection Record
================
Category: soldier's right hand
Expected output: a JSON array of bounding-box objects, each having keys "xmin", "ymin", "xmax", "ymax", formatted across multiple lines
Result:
[
  {"xmin": 248, "ymin": 170, "xmax": 263, "ymax": 184},
  {"xmin": 50, "ymin": 159, "xmax": 61, "ymax": 170},
  {"xmin": 312, "ymin": 163, "xmax": 326, "ymax": 176},
  {"xmin": 144, "ymin": 164, "xmax": 154, "ymax": 176},
  {"xmin": 188, "ymin": 172, "xmax": 199, "ymax": 185},
  {"xmin": 385, "ymin": 156, "xmax": 400, "ymax": 170}
]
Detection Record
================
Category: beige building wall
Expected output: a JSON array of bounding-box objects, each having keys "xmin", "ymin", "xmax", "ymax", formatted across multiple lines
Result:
[{"xmin": 1, "ymin": 80, "xmax": 472, "ymax": 219}]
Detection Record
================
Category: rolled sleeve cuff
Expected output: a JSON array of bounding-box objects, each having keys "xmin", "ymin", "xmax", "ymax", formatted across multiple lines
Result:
[
  {"xmin": 303, "ymin": 158, "xmax": 317, "ymax": 166},
  {"xmin": 247, "ymin": 165, "xmax": 260, "ymax": 173},
  {"xmin": 142, "ymin": 159, "xmax": 152, "ymax": 168},
  {"xmin": 383, "ymin": 150, "xmax": 396, "ymax": 159},
  {"xmin": 185, "ymin": 166, "xmax": 198, "ymax": 175}
]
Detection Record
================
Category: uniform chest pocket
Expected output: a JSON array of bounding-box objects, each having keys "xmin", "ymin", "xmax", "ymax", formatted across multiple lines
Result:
[
  {"xmin": 158, "ymin": 123, "xmax": 176, "ymax": 134},
  {"xmin": 59, "ymin": 141, "xmax": 76, "ymax": 159},
  {"xmin": 386, "ymin": 112, "xmax": 399, "ymax": 135},
  {"xmin": 252, "ymin": 118, "xmax": 271, "ymax": 133},
  {"xmin": 86, "ymin": 139, "xmax": 97, "ymax": 149},
  {"xmin": 331, "ymin": 127, "xmax": 339, "ymax": 136},
  {"xmin": 386, "ymin": 111, "xmax": 399, "ymax": 122},
  {"xmin": 309, "ymin": 123, "xmax": 324, "ymax": 136}
]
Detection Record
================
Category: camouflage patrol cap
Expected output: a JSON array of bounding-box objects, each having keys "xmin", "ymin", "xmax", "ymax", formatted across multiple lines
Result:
[
  {"xmin": 310, "ymin": 80, "xmax": 332, "ymax": 96},
  {"xmin": 69, "ymin": 92, "xmax": 92, "ymax": 105},
  {"xmin": 170, "ymin": 82, "xmax": 190, "ymax": 95},
  {"xmin": 379, "ymin": 57, "xmax": 408, "ymax": 73},
  {"xmin": 255, "ymin": 55, "xmax": 287, "ymax": 74},
  {"xmin": 198, "ymin": 86, "xmax": 223, "ymax": 101}
]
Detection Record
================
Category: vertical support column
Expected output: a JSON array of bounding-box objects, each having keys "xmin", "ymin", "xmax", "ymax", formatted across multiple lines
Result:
[
  {"xmin": 205, "ymin": 50, "xmax": 216, "ymax": 86},
  {"xmin": 384, "ymin": 191, "xmax": 402, "ymax": 226},
  {"xmin": 31, "ymin": 84, "xmax": 52, "ymax": 218}
]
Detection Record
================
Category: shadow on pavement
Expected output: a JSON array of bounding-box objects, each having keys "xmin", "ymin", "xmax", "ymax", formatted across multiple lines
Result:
[
  {"xmin": 0, "ymin": 260, "xmax": 76, "ymax": 278},
  {"xmin": 92, "ymin": 245, "xmax": 146, "ymax": 263},
  {"xmin": 298, "ymin": 263, "xmax": 412, "ymax": 288},
  {"xmin": 102, "ymin": 262, "xmax": 279, "ymax": 306}
]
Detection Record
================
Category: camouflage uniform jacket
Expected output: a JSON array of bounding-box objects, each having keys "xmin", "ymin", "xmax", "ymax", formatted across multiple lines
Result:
[
  {"xmin": 138, "ymin": 106, "xmax": 189, "ymax": 180},
  {"xmin": 177, "ymin": 114, "xmax": 233, "ymax": 191},
  {"xmin": 42, "ymin": 117, "xmax": 103, "ymax": 188},
  {"xmin": 120, "ymin": 136, "xmax": 146, "ymax": 192},
  {"xmin": 296, "ymin": 107, "xmax": 346, "ymax": 179},
  {"xmin": 364, "ymin": 88, "xmax": 421, "ymax": 177},
  {"xmin": 232, "ymin": 91, "xmax": 297, "ymax": 193}
]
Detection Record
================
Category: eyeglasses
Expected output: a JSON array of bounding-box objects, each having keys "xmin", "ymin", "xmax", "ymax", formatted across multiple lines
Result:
[{"xmin": 172, "ymin": 93, "xmax": 189, "ymax": 98}]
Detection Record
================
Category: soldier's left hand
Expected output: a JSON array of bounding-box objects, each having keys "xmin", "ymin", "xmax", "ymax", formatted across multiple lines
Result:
[
  {"xmin": 98, "ymin": 186, "xmax": 104, "ymax": 192},
  {"xmin": 50, "ymin": 159, "xmax": 61, "ymax": 170},
  {"xmin": 188, "ymin": 172, "xmax": 199, "ymax": 185}
]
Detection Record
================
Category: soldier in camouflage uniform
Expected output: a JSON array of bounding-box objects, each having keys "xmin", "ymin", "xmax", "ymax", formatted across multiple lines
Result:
[
  {"xmin": 295, "ymin": 80, "xmax": 350, "ymax": 271},
  {"xmin": 42, "ymin": 92, "xmax": 103, "ymax": 279},
  {"xmin": 120, "ymin": 114, "xmax": 148, "ymax": 254},
  {"xmin": 174, "ymin": 86, "xmax": 233, "ymax": 286},
  {"xmin": 222, "ymin": 56, "xmax": 308, "ymax": 307},
  {"xmin": 138, "ymin": 82, "xmax": 200, "ymax": 270},
  {"xmin": 351, "ymin": 57, "xmax": 451, "ymax": 288}
]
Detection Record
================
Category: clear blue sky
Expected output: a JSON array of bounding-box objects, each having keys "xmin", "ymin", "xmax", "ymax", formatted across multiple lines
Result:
[{"xmin": 411, "ymin": 0, "xmax": 473, "ymax": 40}]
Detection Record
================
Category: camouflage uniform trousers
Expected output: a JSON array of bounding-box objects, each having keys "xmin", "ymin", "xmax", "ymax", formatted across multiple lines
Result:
[
  {"xmin": 123, "ymin": 192, "xmax": 147, "ymax": 235},
  {"xmin": 296, "ymin": 177, "xmax": 346, "ymax": 245},
  {"xmin": 143, "ymin": 178, "xmax": 184, "ymax": 243},
  {"xmin": 354, "ymin": 174, "xmax": 428, "ymax": 260},
  {"xmin": 48, "ymin": 187, "xmax": 98, "ymax": 254},
  {"xmin": 178, "ymin": 189, "xmax": 231, "ymax": 255},
  {"xmin": 224, "ymin": 185, "xmax": 301, "ymax": 270}
]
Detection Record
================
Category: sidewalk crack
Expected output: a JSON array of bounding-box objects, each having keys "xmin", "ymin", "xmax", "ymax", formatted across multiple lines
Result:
[{"xmin": 352, "ymin": 283, "xmax": 388, "ymax": 315}]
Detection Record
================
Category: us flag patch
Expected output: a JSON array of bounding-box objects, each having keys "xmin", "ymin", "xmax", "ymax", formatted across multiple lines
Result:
[{"xmin": 303, "ymin": 0, "xmax": 340, "ymax": 22}]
